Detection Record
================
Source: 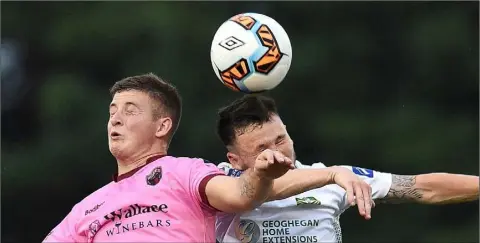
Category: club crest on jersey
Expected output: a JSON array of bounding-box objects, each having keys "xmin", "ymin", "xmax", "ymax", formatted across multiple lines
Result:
[
  {"xmin": 235, "ymin": 219, "xmax": 260, "ymax": 243},
  {"xmin": 295, "ymin": 196, "xmax": 321, "ymax": 206},
  {"xmin": 352, "ymin": 167, "xmax": 374, "ymax": 178},
  {"xmin": 146, "ymin": 166, "xmax": 162, "ymax": 186}
]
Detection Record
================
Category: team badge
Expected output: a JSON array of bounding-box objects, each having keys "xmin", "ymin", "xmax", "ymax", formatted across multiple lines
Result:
[{"xmin": 146, "ymin": 166, "xmax": 163, "ymax": 186}]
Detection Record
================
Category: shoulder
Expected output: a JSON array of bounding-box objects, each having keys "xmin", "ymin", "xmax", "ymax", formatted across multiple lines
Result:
[
  {"xmin": 163, "ymin": 156, "xmax": 223, "ymax": 180},
  {"xmin": 81, "ymin": 182, "xmax": 114, "ymax": 202},
  {"xmin": 153, "ymin": 156, "xmax": 216, "ymax": 172},
  {"xmin": 217, "ymin": 162, "xmax": 232, "ymax": 171},
  {"xmin": 217, "ymin": 162, "xmax": 243, "ymax": 177},
  {"xmin": 164, "ymin": 156, "xmax": 214, "ymax": 166},
  {"xmin": 156, "ymin": 155, "xmax": 204, "ymax": 164}
]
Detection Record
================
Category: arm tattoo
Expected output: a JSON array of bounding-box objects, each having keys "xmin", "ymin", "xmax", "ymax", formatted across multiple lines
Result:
[
  {"xmin": 377, "ymin": 175, "xmax": 423, "ymax": 204},
  {"xmin": 239, "ymin": 173, "xmax": 255, "ymax": 199}
]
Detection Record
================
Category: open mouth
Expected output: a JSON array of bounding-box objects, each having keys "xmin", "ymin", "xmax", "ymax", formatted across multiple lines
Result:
[{"xmin": 110, "ymin": 131, "xmax": 121, "ymax": 138}]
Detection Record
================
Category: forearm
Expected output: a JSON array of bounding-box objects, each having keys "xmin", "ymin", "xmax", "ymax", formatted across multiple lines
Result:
[
  {"xmin": 268, "ymin": 167, "xmax": 335, "ymax": 201},
  {"xmin": 418, "ymin": 173, "xmax": 479, "ymax": 204},
  {"xmin": 381, "ymin": 173, "xmax": 479, "ymax": 204},
  {"xmin": 234, "ymin": 169, "xmax": 274, "ymax": 210}
]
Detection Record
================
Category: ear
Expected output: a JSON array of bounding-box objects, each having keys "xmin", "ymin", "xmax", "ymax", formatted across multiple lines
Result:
[
  {"xmin": 227, "ymin": 151, "xmax": 248, "ymax": 170},
  {"xmin": 155, "ymin": 117, "xmax": 173, "ymax": 139}
]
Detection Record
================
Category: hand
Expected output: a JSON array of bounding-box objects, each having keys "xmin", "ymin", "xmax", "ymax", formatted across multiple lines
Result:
[
  {"xmin": 328, "ymin": 166, "xmax": 375, "ymax": 220},
  {"xmin": 253, "ymin": 149, "xmax": 295, "ymax": 179}
]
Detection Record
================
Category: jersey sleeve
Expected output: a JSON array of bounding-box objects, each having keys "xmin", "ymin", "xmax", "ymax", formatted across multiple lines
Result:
[
  {"xmin": 42, "ymin": 207, "xmax": 82, "ymax": 242},
  {"xmin": 189, "ymin": 158, "xmax": 225, "ymax": 211},
  {"xmin": 338, "ymin": 165, "xmax": 392, "ymax": 210},
  {"xmin": 294, "ymin": 160, "xmax": 327, "ymax": 169},
  {"xmin": 214, "ymin": 163, "xmax": 238, "ymax": 242}
]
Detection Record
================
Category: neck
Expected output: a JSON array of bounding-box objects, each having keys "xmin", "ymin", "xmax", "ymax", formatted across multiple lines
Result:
[{"xmin": 117, "ymin": 151, "xmax": 166, "ymax": 176}]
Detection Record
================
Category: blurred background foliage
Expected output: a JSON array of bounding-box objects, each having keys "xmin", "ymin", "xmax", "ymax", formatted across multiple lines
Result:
[{"xmin": 1, "ymin": 1, "xmax": 478, "ymax": 242}]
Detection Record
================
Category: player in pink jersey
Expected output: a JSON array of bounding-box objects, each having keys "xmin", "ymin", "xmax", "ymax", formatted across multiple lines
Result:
[{"xmin": 43, "ymin": 73, "xmax": 373, "ymax": 243}]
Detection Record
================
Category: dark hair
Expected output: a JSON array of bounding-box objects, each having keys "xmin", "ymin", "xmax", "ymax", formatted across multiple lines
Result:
[
  {"xmin": 216, "ymin": 94, "xmax": 279, "ymax": 146},
  {"xmin": 110, "ymin": 73, "xmax": 182, "ymax": 142}
]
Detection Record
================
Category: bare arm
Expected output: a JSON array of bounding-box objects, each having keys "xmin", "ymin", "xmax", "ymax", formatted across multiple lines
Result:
[
  {"xmin": 267, "ymin": 166, "xmax": 374, "ymax": 220},
  {"xmin": 268, "ymin": 167, "xmax": 336, "ymax": 201},
  {"xmin": 205, "ymin": 149, "xmax": 293, "ymax": 213},
  {"xmin": 205, "ymin": 169, "xmax": 273, "ymax": 213},
  {"xmin": 377, "ymin": 173, "xmax": 479, "ymax": 204}
]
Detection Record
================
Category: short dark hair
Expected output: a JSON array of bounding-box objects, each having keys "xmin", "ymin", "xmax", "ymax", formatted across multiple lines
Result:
[
  {"xmin": 216, "ymin": 94, "xmax": 279, "ymax": 146},
  {"xmin": 110, "ymin": 73, "xmax": 182, "ymax": 142}
]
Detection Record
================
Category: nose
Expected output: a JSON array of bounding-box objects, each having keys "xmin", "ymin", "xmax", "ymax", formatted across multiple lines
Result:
[
  {"xmin": 109, "ymin": 112, "xmax": 123, "ymax": 126},
  {"xmin": 268, "ymin": 144, "xmax": 279, "ymax": 151}
]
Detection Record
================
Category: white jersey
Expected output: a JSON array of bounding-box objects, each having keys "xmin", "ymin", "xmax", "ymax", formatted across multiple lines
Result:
[{"xmin": 216, "ymin": 161, "xmax": 392, "ymax": 243}]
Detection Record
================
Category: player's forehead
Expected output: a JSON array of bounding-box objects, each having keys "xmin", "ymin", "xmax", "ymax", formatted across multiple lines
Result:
[
  {"xmin": 110, "ymin": 90, "xmax": 152, "ymax": 107},
  {"xmin": 234, "ymin": 116, "xmax": 285, "ymax": 148}
]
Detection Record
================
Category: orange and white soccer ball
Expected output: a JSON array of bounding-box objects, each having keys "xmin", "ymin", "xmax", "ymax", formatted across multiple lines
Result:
[{"xmin": 210, "ymin": 13, "xmax": 292, "ymax": 93}]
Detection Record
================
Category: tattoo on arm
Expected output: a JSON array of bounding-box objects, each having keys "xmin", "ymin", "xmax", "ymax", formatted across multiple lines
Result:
[
  {"xmin": 377, "ymin": 175, "xmax": 423, "ymax": 204},
  {"xmin": 239, "ymin": 172, "xmax": 255, "ymax": 199}
]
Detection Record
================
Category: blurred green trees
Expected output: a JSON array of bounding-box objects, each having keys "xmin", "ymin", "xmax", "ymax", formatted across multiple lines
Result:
[{"xmin": 2, "ymin": 2, "xmax": 478, "ymax": 242}]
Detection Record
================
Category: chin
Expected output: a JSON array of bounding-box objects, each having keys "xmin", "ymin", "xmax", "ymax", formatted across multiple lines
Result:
[{"xmin": 109, "ymin": 145, "xmax": 124, "ymax": 159}]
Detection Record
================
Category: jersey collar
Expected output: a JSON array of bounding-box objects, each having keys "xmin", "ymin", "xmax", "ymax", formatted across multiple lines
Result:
[{"xmin": 112, "ymin": 155, "xmax": 166, "ymax": 182}]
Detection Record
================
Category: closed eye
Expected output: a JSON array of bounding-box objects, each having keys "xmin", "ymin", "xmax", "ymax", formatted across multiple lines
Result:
[
  {"xmin": 125, "ymin": 103, "xmax": 139, "ymax": 115},
  {"xmin": 275, "ymin": 134, "xmax": 286, "ymax": 144},
  {"xmin": 256, "ymin": 144, "xmax": 266, "ymax": 153}
]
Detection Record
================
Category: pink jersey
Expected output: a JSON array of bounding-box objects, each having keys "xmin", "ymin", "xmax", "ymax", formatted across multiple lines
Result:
[{"xmin": 43, "ymin": 155, "xmax": 225, "ymax": 242}]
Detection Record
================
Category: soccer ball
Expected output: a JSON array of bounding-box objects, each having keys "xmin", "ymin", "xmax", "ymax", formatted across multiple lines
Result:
[{"xmin": 210, "ymin": 13, "xmax": 292, "ymax": 93}]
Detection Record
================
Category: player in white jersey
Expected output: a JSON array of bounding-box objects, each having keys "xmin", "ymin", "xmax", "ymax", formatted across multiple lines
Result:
[{"xmin": 214, "ymin": 94, "xmax": 479, "ymax": 243}]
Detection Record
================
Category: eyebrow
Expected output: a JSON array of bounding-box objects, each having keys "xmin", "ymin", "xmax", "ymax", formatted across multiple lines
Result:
[{"xmin": 109, "ymin": 101, "xmax": 139, "ymax": 108}]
